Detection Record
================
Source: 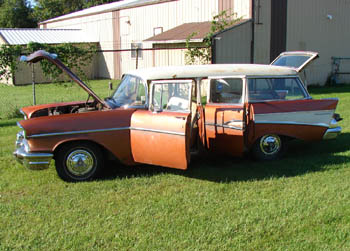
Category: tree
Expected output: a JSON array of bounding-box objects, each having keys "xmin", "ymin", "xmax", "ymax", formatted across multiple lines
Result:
[
  {"xmin": 185, "ymin": 10, "xmax": 241, "ymax": 64},
  {"xmin": 0, "ymin": 42, "xmax": 97, "ymax": 82},
  {"xmin": 33, "ymin": 0, "xmax": 122, "ymax": 22},
  {"xmin": 0, "ymin": 0, "xmax": 36, "ymax": 28}
]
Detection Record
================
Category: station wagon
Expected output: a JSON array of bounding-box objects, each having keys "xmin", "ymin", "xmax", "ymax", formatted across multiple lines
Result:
[{"xmin": 13, "ymin": 50, "xmax": 342, "ymax": 181}]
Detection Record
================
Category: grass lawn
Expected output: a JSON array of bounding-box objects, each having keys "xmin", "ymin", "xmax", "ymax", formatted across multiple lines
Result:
[{"xmin": 0, "ymin": 81, "xmax": 349, "ymax": 250}]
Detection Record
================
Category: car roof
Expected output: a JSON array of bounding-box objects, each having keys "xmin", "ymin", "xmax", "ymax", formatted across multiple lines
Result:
[{"xmin": 126, "ymin": 64, "xmax": 298, "ymax": 81}]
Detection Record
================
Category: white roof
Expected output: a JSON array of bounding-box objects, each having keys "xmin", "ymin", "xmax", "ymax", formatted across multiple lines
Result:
[
  {"xmin": 126, "ymin": 64, "xmax": 298, "ymax": 80},
  {"xmin": 0, "ymin": 29, "xmax": 97, "ymax": 45},
  {"xmin": 41, "ymin": 0, "xmax": 175, "ymax": 24}
]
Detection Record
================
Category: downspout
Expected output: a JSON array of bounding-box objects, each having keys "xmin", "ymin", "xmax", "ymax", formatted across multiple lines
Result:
[
  {"xmin": 211, "ymin": 35, "xmax": 216, "ymax": 64},
  {"xmin": 250, "ymin": 0, "xmax": 255, "ymax": 63}
]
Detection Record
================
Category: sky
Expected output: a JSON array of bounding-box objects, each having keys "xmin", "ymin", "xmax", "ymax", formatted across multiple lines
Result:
[{"xmin": 27, "ymin": 0, "xmax": 36, "ymax": 7}]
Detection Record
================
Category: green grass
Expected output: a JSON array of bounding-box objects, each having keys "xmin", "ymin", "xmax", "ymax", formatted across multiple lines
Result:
[{"xmin": 0, "ymin": 82, "xmax": 350, "ymax": 250}]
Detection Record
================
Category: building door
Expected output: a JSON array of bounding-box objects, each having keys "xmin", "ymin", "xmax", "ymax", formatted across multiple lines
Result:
[{"xmin": 270, "ymin": 0, "xmax": 288, "ymax": 61}]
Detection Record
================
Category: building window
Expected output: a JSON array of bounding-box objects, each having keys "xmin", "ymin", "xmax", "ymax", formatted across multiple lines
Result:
[
  {"xmin": 131, "ymin": 43, "xmax": 143, "ymax": 59},
  {"xmin": 153, "ymin": 27, "xmax": 163, "ymax": 36}
]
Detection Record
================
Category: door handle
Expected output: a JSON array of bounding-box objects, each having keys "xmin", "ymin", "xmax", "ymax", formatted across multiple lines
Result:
[
  {"xmin": 175, "ymin": 116, "xmax": 186, "ymax": 120},
  {"xmin": 223, "ymin": 119, "xmax": 241, "ymax": 125}
]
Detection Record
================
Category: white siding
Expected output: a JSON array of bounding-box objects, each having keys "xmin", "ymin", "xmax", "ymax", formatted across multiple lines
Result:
[
  {"xmin": 152, "ymin": 43, "xmax": 189, "ymax": 67},
  {"xmin": 119, "ymin": 0, "xmax": 219, "ymax": 74},
  {"xmin": 39, "ymin": 0, "xmax": 255, "ymax": 79},
  {"xmin": 233, "ymin": 0, "xmax": 250, "ymax": 19},
  {"xmin": 43, "ymin": 12, "xmax": 115, "ymax": 79}
]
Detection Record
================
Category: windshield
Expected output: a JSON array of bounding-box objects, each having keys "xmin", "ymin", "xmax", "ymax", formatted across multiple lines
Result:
[{"xmin": 109, "ymin": 75, "xmax": 146, "ymax": 107}]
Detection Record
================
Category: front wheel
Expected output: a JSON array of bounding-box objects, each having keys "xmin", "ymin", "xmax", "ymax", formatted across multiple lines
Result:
[
  {"xmin": 55, "ymin": 142, "xmax": 104, "ymax": 182},
  {"xmin": 251, "ymin": 134, "xmax": 286, "ymax": 161}
]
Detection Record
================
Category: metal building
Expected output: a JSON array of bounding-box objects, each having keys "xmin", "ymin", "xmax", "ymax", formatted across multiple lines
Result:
[
  {"xmin": 39, "ymin": 0, "xmax": 251, "ymax": 80},
  {"xmin": 36, "ymin": 0, "xmax": 350, "ymax": 85},
  {"xmin": 213, "ymin": 0, "xmax": 350, "ymax": 85}
]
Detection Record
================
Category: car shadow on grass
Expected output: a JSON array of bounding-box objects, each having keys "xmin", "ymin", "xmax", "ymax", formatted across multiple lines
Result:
[{"xmin": 100, "ymin": 132, "xmax": 350, "ymax": 183}]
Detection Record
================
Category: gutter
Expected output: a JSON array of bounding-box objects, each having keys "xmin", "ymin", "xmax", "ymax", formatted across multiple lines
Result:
[{"xmin": 250, "ymin": 0, "xmax": 255, "ymax": 63}]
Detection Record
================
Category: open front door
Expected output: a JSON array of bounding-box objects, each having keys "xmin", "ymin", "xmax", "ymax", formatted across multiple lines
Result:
[
  {"xmin": 130, "ymin": 80, "xmax": 193, "ymax": 169},
  {"xmin": 270, "ymin": 51, "xmax": 319, "ymax": 72},
  {"xmin": 204, "ymin": 77, "xmax": 246, "ymax": 156}
]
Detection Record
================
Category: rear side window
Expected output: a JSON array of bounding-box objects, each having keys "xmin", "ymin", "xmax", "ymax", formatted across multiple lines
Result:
[
  {"xmin": 248, "ymin": 78, "xmax": 306, "ymax": 101},
  {"xmin": 209, "ymin": 78, "xmax": 243, "ymax": 103}
]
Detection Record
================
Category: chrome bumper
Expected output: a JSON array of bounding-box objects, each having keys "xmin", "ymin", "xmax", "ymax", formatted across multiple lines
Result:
[
  {"xmin": 13, "ymin": 131, "xmax": 53, "ymax": 170},
  {"xmin": 323, "ymin": 126, "xmax": 342, "ymax": 140},
  {"xmin": 323, "ymin": 118, "xmax": 342, "ymax": 140}
]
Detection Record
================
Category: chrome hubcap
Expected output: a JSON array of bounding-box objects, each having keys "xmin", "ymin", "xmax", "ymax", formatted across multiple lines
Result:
[
  {"xmin": 66, "ymin": 149, "xmax": 95, "ymax": 176},
  {"xmin": 260, "ymin": 135, "xmax": 281, "ymax": 155}
]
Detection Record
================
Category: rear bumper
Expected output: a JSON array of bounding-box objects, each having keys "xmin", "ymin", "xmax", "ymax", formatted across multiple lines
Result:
[{"xmin": 323, "ymin": 126, "xmax": 342, "ymax": 140}]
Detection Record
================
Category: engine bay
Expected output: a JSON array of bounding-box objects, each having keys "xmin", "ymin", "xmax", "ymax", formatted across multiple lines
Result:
[{"xmin": 30, "ymin": 102, "xmax": 102, "ymax": 118}]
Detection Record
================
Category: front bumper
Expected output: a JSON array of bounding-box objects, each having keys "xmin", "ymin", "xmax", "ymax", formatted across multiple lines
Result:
[{"xmin": 13, "ymin": 131, "xmax": 53, "ymax": 170}]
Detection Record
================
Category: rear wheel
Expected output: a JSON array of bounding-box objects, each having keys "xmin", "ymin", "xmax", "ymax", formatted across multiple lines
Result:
[
  {"xmin": 251, "ymin": 134, "xmax": 286, "ymax": 161},
  {"xmin": 55, "ymin": 142, "xmax": 103, "ymax": 182}
]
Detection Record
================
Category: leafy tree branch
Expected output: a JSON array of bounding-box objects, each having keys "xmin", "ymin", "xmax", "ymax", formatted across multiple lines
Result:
[
  {"xmin": 0, "ymin": 42, "xmax": 97, "ymax": 83},
  {"xmin": 185, "ymin": 10, "xmax": 242, "ymax": 65}
]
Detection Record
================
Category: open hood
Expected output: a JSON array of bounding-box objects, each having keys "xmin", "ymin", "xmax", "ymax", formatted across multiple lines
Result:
[
  {"xmin": 20, "ymin": 50, "xmax": 110, "ymax": 109},
  {"xmin": 270, "ymin": 51, "xmax": 319, "ymax": 72}
]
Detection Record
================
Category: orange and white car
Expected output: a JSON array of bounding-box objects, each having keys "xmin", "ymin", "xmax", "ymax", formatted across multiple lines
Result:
[{"xmin": 14, "ymin": 50, "xmax": 342, "ymax": 181}]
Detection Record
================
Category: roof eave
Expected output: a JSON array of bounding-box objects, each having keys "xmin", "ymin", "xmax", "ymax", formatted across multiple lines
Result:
[
  {"xmin": 39, "ymin": 0, "xmax": 177, "ymax": 25},
  {"xmin": 212, "ymin": 19, "xmax": 253, "ymax": 37},
  {"xmin": 146, "ymin": 39, "xmax": 203, "ymax": 43}
]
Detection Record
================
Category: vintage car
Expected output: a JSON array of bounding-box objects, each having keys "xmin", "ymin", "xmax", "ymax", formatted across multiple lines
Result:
[{"xmin": 13, "ymin": 50, "xmax": 342, "ymax": 181}]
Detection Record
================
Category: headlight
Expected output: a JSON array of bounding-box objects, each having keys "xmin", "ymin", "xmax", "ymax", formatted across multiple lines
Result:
[
  {"xmin": 15, "ymin": 131, "xmax": 30, "ymax": 152},
  {"xmin": 16, "ymin": 131, "xmax": 24, "ymax": 141},
  {"xmin": 15, "ymin": 131, "xmax": 25, "ymax": 148}
]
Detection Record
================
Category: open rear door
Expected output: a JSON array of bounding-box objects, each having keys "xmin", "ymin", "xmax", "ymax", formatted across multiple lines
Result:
[
  {"xmin": 204, "ymin": 77, "xmax": 246, "ymax": 156},
  {"xmin": 130, "ymin": 80, "xmax": 193, "ymax": 169},
  {"xmin": 270, "ymin": 51, "xmax": 319, "ymax": 72}
]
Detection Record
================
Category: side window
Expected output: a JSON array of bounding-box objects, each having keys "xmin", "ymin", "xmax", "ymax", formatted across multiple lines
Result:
[
  {"xmin": 152, "ymin": 81, "xmax": 191, "ymax": 112},
  {"xmin": 283, "ymin": 78, "xmax": 306, "ymax": 100},
  {"xmin": 209, "ymin": 78, "xmax": 243, "ymax": 103},
  {"xmin": 248, "ymin": 78, "xmax": 306, "ymax": 101}
]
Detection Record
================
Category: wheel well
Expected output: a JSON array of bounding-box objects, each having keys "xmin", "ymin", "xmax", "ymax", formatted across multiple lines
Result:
[{"xmin": 53, "ymin": 140, "xmax": 109, "ymax": 160}]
